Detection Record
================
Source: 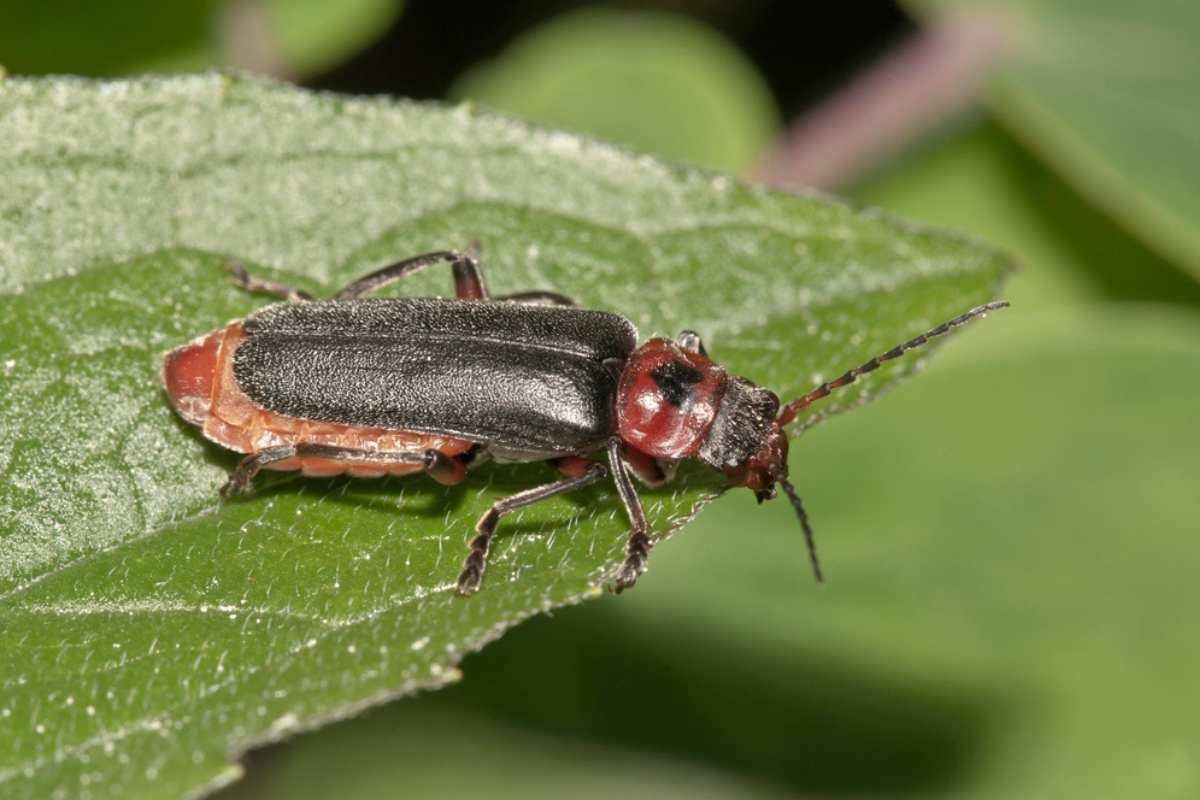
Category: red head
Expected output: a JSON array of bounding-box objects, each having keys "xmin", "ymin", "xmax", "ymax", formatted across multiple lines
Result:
[
  {"xmin": 162, "ymin": 331, "xmax": 221, "ymax": 426},
  {"xmin": 615, "ymin": 301, "xmax": 1009, "ymax": 581}
]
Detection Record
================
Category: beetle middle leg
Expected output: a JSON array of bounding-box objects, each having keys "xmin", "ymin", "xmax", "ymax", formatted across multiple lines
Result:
[{"xmin": 456, "ymin": 458, "xmax": 608, "ymax": 595}]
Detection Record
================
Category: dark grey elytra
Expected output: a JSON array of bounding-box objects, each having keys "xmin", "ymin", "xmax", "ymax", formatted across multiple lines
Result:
[{"xmin": 235, "ymin": 298, "xmax": 638, "ymax": 454}]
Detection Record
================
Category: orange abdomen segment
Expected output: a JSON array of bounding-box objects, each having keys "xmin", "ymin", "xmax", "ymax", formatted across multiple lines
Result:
[{"xmin": 199, "ymin": 323, "xmax": 475, "ymax": 478}]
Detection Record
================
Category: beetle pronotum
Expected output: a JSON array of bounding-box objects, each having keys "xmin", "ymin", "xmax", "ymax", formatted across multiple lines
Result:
[{"xmin": 163, "ymin": 250, "xmax": 1007, "ymax": 593}]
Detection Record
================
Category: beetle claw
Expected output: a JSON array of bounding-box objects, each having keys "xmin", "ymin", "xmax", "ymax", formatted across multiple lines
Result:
[
  {"xmin": 219, "ymin": 477, "xmax": 249, "ymax": 500},
  {"xmin": 455, "ymin": 568, "xmax": 482, "ymax": 596},
  {"xmin": 613, "ymin": 562, "xmax": 643, "ymax": 593}
]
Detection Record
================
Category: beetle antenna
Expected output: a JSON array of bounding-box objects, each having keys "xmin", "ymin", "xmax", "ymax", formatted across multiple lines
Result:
[
  {"xmin": 779, "ymin": 477, "xmax": 824, "ymax": 583},
  {"xmin": 777, "ymin": 301, "xmax": 1009, "ymax": 426}
]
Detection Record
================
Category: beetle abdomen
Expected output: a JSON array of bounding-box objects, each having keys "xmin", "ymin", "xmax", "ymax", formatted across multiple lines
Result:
[{"xmin": 233, "ymin": 298, "xmax": 638, "ymax": 453}]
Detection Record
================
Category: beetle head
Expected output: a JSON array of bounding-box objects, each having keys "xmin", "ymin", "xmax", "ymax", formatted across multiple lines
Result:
[
  {"xmin": 162, "ymin": 331, "xmax": 221, "ymax": 426},
  {"xmin": 699, "ymin": 379, "xmax": 825, "ymax": 583},
  {"xmin": 684, "ymin": 299, "xmax": 1010, "ymax": 584}
]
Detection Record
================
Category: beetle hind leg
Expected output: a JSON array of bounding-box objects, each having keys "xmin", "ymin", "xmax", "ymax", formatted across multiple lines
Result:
[{"xmin": 456, "ymin": 459, "xmax": 608, "ymax": 595}]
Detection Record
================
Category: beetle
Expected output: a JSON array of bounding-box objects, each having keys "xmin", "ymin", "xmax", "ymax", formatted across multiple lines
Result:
[{"xmin": 163, "ymin": 250, "xmax": 1007, "ymax": 594}]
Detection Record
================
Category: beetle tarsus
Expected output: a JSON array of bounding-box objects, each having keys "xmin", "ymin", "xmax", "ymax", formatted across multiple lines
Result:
[
  {"xmin": 614, "ymin": 529, "xmax": 652, "ymax": 592},
  {"xmin": 455, "ymin": 462, "xmax": 608, "ymax": 596},
  {"xmin": 456, "ymin": 512, "xmax": 499, "ymax": 595},
  {"xmin": 225, "ymin": 260, "xmax": 313, "ymax": 303},
  {"xmin": 219, "ymin": 475, "xmax": 247, "ymax": 500},
  {"xmin": 604, "ymin": 439, "xmax": 652, "ymax": 592}
]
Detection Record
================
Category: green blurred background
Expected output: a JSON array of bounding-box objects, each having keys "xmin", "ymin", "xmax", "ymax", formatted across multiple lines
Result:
[{"xmin": 5, "ymin": 1, "xmax": 1197, "ymax": 797}]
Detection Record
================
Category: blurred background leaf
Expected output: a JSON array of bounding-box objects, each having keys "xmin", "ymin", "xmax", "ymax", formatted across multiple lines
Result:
[
  {"xmin": 0, "ymin": 0, "xmax": 404, "ymax": 77},
  {"xmin": 451, "ymin": 8, "xmax": 781, "ymax": 173},
  {"xmin": 854, "ymin": 122, "xmax": 1200, "ymax": 311},
  {"xmin": 905, "ymin": 0, "xmax": 1200, "ymax": 278}
]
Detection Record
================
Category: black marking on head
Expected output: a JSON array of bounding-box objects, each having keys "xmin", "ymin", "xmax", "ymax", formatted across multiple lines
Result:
[{"xmin": 650, "ymin": 360, "xmax": 704, "ymax": 408}]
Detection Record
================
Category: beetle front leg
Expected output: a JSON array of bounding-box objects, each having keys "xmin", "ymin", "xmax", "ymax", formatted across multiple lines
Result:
[
  {"xmin": 457, "ymin": 460, "xmax": 608, "ymax": 595},
  {"xmin": 606, "ymin": 439, "xmax": 652, "ymax": 592},
  {"xmin": 620, "ymin": 444, "xmax": 675, "ymax": 488}
]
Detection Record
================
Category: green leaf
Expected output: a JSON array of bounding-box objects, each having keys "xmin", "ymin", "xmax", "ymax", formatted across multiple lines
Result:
[
  {"xmin": 854, "ymin": 122, "xmax": 1200, "ymax": 311},
  {"xmin": 451, "ymin": 9, "xmax": 781, "ymax": 173},
  {"xmin": 903, "ymin": 0, "xmax": 1200, "ymax": 278},
  {"xmin": 226, "ymin": 704, "xmax": 794, "ymax": 800},
  {"xmin": 262, "ymin": 0, "xmax": 404, "ymax": 77},
  {"xmin": 0, "ymin": 74, "xmax": 1008, "ymax": 799}
]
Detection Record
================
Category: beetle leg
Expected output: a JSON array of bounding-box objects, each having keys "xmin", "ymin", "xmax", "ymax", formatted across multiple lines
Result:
[
  {"xmin": 494, "ymin": 290, "xmax": 577, "ymax": 307},
  {"xmin": 676, "ymin": 329, "xmax": 708, "ymax": 356},
  {"xmin": 221, "ymin": 445, "xmax": 298, "ymax": 498},
  {"xmin": 334, "ymin": 251, "xmax": 488, "ymax": 301},
  {"xmin": 619, "ymin": 444, "xmax": 676, "ymax": 488},
  {"xmin": 456, "ymin": 461, "xmax": 609, "ymax": 595},
  {"xmin": 606, "ymin": 438, "xmax": 652, "ymax": 592},
  {"xmin": 225, "ymin": 261, "xmax": 314, "ymax": 302}
]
